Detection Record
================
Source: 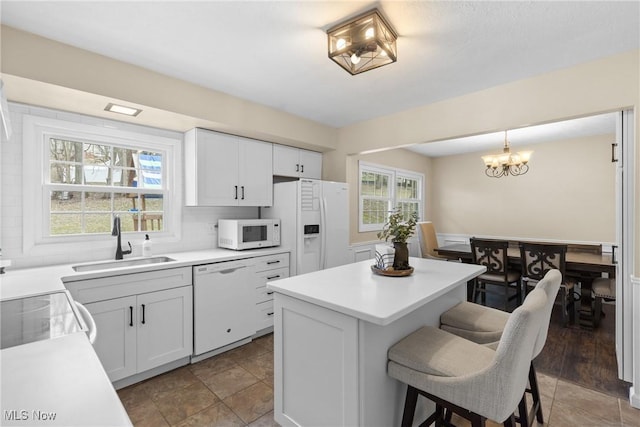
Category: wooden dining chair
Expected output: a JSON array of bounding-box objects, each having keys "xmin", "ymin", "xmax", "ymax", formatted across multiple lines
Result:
[
  {"xmin": 519, "ymin": 242, "xmax": 578, "ymax": 326},
  {"xmin": 470, "ymin": 238, "xmax": 522, "ymax": 311},
  {"xmin": 417, "ymin": 221, "xmax": 448, "ymax": 260}
]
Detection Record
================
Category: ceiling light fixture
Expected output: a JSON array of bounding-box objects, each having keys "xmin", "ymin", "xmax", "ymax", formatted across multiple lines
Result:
[
  {"xmin": 104, "ymin": 103, "xmax": 142, "ymax": 117},
  {"xmin": 481, "ymin": 131, "xmax": 533, "ymax": 178},
  {"xmin": 327, "ymin": 9, "xmax": 398, "ymax": 75}
]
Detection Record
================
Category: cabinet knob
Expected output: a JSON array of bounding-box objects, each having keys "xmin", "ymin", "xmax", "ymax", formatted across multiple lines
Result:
[{"xmin": 227, "ymin": 328, "xmax": 231, "ymax": 333}]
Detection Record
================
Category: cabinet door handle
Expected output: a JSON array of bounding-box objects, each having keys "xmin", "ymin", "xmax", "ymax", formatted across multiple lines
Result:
[
  {"xmin": 267, "ymin": 275, "xmax": 280, "ymax": 280},
  {"xmin": 141, "ymin": 304, "xmax": 146, "ymax": 325},
  {"xmin": 301, "ymin": 164, "xmax": 304, "ymax": 173},
  {"xmin": 295, "ymin": 163, "xmax": 299, "ymax": 172},
  {"xmin": 612, "ymin": 245, "xmax": 618, "ymax": 264},
  {"xmin": 267, "ymin": 312, "xmax": 274, "ymax": 316},
  {"xmin": 611, "ymin": 143, "xmax": 618, "ymax": 162},
  {"xmin": 234, "ymin": 185, "xmax": 238, "ymax": 200},
  {"xmin": 241, "ymin": 186, "xmax": 245, "ymax": 200},
  {"xmin": 129, "ymin": 306, "xmax": 134, "ymax": 327},
  {"xmin": 266, "ymin": 291, "xmax": 274, "ymax": 295},
  {"xmin": 266, "ymin": 260, "xmax": 280, "ymax": 265}
]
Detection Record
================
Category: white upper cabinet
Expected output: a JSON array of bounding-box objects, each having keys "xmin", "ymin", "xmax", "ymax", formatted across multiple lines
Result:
[
  {"xmin": 185, "ymin": 128, "xmax": 273, "ymax": 206},
  {"xmin": 273, "ymin": 145, "xmax": 322, "ymax": 179}
]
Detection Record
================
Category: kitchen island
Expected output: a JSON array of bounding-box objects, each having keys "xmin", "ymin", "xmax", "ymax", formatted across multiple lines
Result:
[{"xmin": 267, "ymin": 257, "xmax": 485, "ymax": 427}]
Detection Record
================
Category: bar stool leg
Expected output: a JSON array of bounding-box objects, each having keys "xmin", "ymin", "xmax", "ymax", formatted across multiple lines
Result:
[{"xmin": 401, "ymin": 385, "xmax": 418, "ymax": 427}]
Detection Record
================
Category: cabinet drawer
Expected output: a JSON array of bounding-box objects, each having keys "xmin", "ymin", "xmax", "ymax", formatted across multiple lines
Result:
[
  {"xmin": 65, "ymin": 267, "xmax": 192, "ymax": 304},
  {"xmin": 256, "ymin": 286, "xmax": 276, "ymax": 304},
  {"xmin": 256, "ymin": 300, "xmax": 275, "ymax": 330},
  {"xmin": 253, "ymin": 253, "xmax": 289, "ymax": 272},
  {"xmin": 255, "ymin": 267, "xmax": 289, "ymax": 286}
]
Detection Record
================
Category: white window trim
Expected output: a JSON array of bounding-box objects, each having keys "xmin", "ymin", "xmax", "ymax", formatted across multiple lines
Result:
[
  {"xmin": 22, "ymin": 115, "xmax": 182, "ymax": 255},
  {"xmin": 358, "ymin": 161, "xmax": 424, "ymax": 233}
]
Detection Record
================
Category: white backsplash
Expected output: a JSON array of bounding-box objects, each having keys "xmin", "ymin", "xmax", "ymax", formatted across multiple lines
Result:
[{"xmin": 0, "ymin": 102, "xmax": 260, "ymax": 269}]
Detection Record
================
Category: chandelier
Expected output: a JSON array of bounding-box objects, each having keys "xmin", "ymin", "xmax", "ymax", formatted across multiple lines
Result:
[
  {"xmin": 327, "ymin": 9, "xmax": 398, "ymax": 75},
  {"xmin": 481, "ymin": 131, "xmax": 533, "ymax": 178}
]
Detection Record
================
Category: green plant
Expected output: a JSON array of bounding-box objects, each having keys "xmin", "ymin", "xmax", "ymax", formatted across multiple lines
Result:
[{"xmin": 377, "ymin": 209, "xmax": 418, "ymax": 244}]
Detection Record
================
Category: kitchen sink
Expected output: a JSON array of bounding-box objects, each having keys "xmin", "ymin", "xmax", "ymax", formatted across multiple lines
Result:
[{"xmin": 72, "ymin": 256, "xmax": 176, "ymax": 272}]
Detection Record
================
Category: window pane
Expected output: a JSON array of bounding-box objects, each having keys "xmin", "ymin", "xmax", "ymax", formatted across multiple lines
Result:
[
  {"xmin": 138, "ymin": 153, "xmax": 163, "ymax": 189},
  {"xmin": 114, "ymin": 192, "xmax": 135, "ymax": 212},
  {"xmin": 50, "ymin": 138, "xmax": 83, "ymax": 163},
  {"xmin": 362, "ymin": 198, "xmax": 388, "ymax": 225},
  {"xmin": 397, "ymin": 202, "xmax": 419, "ymax": 220},
  {"xmin": 85, "ymin": 192, "xmax": 112, "ymax": 212},
  {"xmin": 113, "ymin": 147, "xmax": 135, "ymax": 168},
  {"xmin": 50, "ymin": 191, "xmax": 82, "ymax": 212},
  {"xmin": 397, "ymin": 177, "xmax": 418, "ymax": 199},
  {"xmin": 143, "ymin": 195, "xmax": 163, "ymax": 212},
  {"xmin": 84, "ymin": 213, "xmax": 112, "ymax": 234},
  {"xmin": 361, "ymin": 172, "xmax": 389, "ymax": 197},
  {"xmin": 50, "ymin": 213, "xmax": 82, "ymax": 235},
  {"xmin": 50, "ymin": 163, "xmax": 81, "ymax": 184},
  {"xmin": 120, "ymin": 212, "xmax": 139, "ymax": 233}
]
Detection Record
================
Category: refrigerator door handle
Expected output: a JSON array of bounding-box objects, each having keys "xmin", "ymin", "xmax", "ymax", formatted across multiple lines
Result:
[{"xmin": 320, "ymin": 196, "xmax": 327, "ymax": 270}]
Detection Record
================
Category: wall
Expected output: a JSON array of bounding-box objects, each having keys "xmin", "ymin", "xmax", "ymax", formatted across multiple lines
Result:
[
  {"xmin": 1, "ymin": 25, "xmax": 338, "ymax": 152},
  {"xmin": 0, "ymin": 103, "xmax": 258, "ymax": 269},
  {"xmin": 431, "ymin": 134, "xmax": 616, "ymax": 243},
  {"xmin": 325, "ymin": 49, "xmax": 638, "ymax": 272},
  {"xmin": 347, "ymin": 149, "xmax": 432, "ymax": 245}
]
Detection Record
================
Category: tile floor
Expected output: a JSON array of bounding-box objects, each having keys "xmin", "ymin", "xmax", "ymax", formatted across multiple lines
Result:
[{"xmin": 118, "ymin": 332, "xmax": 640, "ymax": 427}]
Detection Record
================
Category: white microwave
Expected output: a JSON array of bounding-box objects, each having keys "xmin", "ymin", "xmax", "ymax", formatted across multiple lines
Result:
[{"xmin": 218, "ymin": 219, "xmax": 281, "ymax": 250}]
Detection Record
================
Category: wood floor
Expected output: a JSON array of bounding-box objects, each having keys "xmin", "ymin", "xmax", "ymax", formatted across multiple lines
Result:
[{"xmin": 535, "ymin": 302, "xmax": 630, "ymax": 400}]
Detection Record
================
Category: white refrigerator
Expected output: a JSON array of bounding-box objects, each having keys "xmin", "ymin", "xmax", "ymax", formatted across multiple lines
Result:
[{"xmin": 262, "ymin": 179, "xmax": 350, "ymax": 276}]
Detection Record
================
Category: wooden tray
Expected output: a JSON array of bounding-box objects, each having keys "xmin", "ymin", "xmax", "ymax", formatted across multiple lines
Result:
[{"xmin": 371, "ymin": 265, "xmax": 414, "ymax": 277}]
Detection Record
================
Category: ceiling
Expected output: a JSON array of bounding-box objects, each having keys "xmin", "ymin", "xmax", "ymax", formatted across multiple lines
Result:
[{"xmin": 1, "ymin": 1, "xmax": 637, "ymax": 154}]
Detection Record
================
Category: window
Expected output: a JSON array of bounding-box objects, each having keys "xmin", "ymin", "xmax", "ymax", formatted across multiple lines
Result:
[
  {"xmin": 359, "ymin": 162, "xmax": 424, "ymax": 232},
  {"xmin": 47, "ymin": 137, "xmax": 164, "ymax": 235},
  {"xmin": 23, "ymin": 115, "xmax": 181, "ymax": 248}
]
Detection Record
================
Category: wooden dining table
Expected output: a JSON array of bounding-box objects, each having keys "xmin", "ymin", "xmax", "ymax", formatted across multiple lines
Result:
[{"xmin": 434, "ymin": 243, "xmax": 616, "ymax": 279}]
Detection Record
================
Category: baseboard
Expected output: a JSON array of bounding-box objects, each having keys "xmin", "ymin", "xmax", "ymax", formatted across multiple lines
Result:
[{"xmin": 630, "ymin": 386, "xmax": 640, "ymax": 409}]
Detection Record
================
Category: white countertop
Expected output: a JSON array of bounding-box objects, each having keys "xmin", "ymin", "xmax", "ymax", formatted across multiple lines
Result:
[
  {"xmin": 0, "ymin": 247, "xmax": 290, "ymax": 300},
  {"xmin": 1, "ymin": 333, "xmax": 132, "ymax": 426},
  {"xmin": 266, "ymin": 257, "xmax": 485, "ymax": 326}
]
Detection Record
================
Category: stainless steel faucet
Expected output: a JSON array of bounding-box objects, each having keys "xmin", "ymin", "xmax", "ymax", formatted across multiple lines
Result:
[{"xmin": 112, "ymin": 215, "xmax": 132, "ymax": 260}]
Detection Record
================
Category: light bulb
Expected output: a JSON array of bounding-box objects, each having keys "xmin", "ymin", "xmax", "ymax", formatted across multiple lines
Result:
[
  {"xmin": 336, "ymin": 38, "xmax": 346, "ymax": 50},
  {"xmin": 365, "ymin": 27, "xmax": 374, "ymax": 38},
  {"xmin": 350, "ymin": 53, "xmax": 361, "ymax": 64}
]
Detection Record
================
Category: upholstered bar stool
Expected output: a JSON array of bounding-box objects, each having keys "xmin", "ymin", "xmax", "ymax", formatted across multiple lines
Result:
[
  {"xmin": 387, "ymin": 289, "xmax": 548, "ymax": 427},
  {"xmin": 592, "ymin": 277, "xmax": 615, "ymax": 328},
  {"xmin": 439, "ymin": 269, "xmax": 562, "ymax": 427}
]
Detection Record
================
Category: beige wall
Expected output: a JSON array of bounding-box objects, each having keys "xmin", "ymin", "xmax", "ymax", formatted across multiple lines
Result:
[
  {"xmin": 347, "ymin": 149, "xmax": 432, "ymax": 244},
  {"xmin": 1, "ymin": 25, "xmax": 337, "ymax": 151},
  {"xmin": 326, "ymin": 49, "xmax": 638, "ymax": 271},
  {"xmin": 432, "ymin": 134, "xmax": 616, "ymax": 243}
]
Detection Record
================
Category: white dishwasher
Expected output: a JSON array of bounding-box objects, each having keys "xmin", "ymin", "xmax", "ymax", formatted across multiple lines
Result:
[{"xmin": 193, "ymin": 260, "xmax": 255, "ymax": 356}]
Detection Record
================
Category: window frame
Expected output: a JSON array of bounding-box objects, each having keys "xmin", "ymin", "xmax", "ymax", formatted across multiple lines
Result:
[
  {"xmin": 358, "ymin": 161, "xmax": 425, "ymax": 233},
  {"xmin": 23, "ymin": 115, "xmax": 182, "ymax": 252}
]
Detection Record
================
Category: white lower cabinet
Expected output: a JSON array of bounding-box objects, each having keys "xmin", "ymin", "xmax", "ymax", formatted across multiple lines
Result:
[
  {"xmin": 254, "ymin": 253, "xmax": 289, "ymax": 334},
  {"xmin": 65, "ymin": 267, "xmax": 193, "ymax": 383},
  {"xmin": 85, "ymin": 296, "xmax": 137, "ymax": 381}
]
